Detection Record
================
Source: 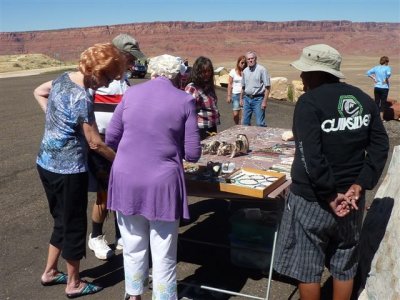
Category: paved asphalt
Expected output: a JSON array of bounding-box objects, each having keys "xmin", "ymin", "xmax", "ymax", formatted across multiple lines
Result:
[{"xmin": 0, "ymin": 72, "xmax": 396, "ymax": 300}]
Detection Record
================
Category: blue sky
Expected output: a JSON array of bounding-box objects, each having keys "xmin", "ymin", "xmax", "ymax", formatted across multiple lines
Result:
[{"xmin": 1, "ymin": 0, "xmax": 399, "ymax": 32}]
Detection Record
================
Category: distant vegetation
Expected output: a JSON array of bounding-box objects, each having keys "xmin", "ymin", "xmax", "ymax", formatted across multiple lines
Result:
[
  {"xmin": 0, "ymin": 54, "xmax": 71, "ymax": 73},
  {"xmin": 287, "ymin": 84, "xmax": 294, "ymax": 102}
]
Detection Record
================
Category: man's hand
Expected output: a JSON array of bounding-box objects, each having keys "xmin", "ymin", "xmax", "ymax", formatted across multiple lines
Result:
[
  {"xmin": 328, "ymin": 193, "xmax": 351, "ymax": 217},
  {"xmin": 344, "ymin": 184, "xmax": 362, "ymax": 210},
  {"xmin": 261, "ymin": 100, "xmax": 267, "ymax": 110}
]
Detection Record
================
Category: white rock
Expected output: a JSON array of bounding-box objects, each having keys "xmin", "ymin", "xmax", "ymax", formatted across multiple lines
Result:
[
  {"xmin": 358, "ymin": 146, "xmax": 400, "ymax": 300},
  {"xmin": 292, "ymin": 80, "xmax": 304, "ymax": 102},
  {"xmin": 270, "ymin": 77, "xmax": 288, "ymax": 100},
  {"xmin": 281, "ymin": 131, "xmax": 294, "ymax": 141}
]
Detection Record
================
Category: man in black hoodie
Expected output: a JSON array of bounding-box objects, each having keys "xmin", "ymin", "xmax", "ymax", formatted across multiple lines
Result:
[{"xmin": 273, "ymin": 44, "xmax": 389, "ymax": 300}]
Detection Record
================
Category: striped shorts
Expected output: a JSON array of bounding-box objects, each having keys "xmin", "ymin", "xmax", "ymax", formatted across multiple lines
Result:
[{"xmin": 274, "ymin": 191, "xmax": 365, "ymax": 283}]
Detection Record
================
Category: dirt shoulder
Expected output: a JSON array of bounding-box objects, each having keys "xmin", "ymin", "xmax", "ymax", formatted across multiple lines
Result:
[{"xmin": 0, "ymin": 65, "xmax": 77, "ymax": 78}]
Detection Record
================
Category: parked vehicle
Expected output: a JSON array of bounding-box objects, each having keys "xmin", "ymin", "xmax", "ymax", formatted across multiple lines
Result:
[{"xmin": 128, "ymin": 63, "xmax": 147, "ymax": 78}]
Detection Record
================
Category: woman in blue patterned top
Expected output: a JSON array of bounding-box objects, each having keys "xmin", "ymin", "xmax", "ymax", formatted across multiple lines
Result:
[{"xmin": 34, "ymin": 43, "xmax": 125, "ymax": 298}]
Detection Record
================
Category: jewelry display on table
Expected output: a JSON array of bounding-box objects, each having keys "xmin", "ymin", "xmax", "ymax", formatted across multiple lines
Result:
[{"xmin": 229, "ymin": 170, "xmax": 280, "ymax": 189}]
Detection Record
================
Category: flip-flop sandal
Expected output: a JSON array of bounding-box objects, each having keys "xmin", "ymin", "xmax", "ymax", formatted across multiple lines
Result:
[
  {"xmin": 66, "ymin": 281, "xmax": 103, "ymax": 299},
  {"xmin": 41, "ymin": 272, "xmax": 68, "ymax": 286}
]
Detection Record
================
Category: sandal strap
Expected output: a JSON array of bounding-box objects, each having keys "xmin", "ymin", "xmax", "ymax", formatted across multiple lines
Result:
[
  {"xmin": 81, "ymin": 282, "xmax": 102, "ymax": 294},
  {"xmin": 66, "ymin": 281, "xmax": 103, "ymax": 298},
  {"xmin": 54, "ymin": 272, "xmax": 68, "ymax": 284}
]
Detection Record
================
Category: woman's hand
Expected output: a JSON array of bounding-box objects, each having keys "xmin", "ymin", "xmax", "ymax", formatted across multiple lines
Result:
[{"xmin": 82, "ymin": 122, "xmax": 115, "ymax": 162}]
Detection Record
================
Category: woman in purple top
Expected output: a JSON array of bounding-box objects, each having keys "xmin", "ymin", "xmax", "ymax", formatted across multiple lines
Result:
[{"xmin": 106, "ymin": 54, "xmax": 201, "ymax": 300}]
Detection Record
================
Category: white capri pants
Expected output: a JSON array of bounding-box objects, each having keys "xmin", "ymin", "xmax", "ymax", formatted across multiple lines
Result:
[{"xmin": 117, "ymin": 212, "xmax": 179, "ymax": 299}]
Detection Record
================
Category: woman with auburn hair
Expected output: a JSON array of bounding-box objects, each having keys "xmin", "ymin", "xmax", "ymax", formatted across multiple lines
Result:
[
  {"xmin": 227, "ymin": 55, "xmax": 247, "ymax": 124},
  {"xmin": 34, "ymin": 43, "xmax": 125, "ymax": 298},
  {"xmin": 185, "ymin": 56, "xmax": 220, "ymax": 140}
]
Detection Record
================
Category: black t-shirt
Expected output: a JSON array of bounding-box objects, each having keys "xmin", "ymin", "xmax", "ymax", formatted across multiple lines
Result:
[{"xmin": 290, "ymin": 82, "xmax": 389, "ymax": 202}]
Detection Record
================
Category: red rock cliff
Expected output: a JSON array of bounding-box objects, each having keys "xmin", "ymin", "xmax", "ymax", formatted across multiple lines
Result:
[{"xmin": 1, "ymin": 21, "xmax": 399, "ymax": 62}]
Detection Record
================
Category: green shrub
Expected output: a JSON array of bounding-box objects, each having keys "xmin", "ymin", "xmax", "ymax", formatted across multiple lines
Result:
[{"xmin": 287, "ymin": 84, "xmax": 294, "ymax": 102}]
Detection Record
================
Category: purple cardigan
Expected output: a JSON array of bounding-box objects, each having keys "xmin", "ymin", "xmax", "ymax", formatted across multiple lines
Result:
[{"xmin": 106, "ymin": 77, "xmax": 201, "ymax": 221}]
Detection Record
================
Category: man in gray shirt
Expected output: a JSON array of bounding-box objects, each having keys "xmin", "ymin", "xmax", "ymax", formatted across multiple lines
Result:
[{"xmin": 240, "ymin": 51, "xmax": 271, "ymax": 126}]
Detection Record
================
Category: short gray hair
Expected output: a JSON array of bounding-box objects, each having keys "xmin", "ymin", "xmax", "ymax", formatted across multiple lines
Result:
[
  {"xmin": 148, "ymin": 54, "xmax": 186, "ymax": 79},
  {"xmin": 245, "ymin": 51, "xmax": 257, "ymax": 59}
]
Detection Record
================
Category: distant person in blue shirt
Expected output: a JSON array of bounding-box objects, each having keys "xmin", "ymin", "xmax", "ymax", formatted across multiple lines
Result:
[{"xmin": 366, "ymin": 56, "xmax": 391, "ymax": 121}]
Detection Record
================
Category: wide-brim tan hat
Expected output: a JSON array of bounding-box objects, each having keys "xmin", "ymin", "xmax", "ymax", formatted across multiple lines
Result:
[
  {"xmin": 112, "ymin": 34, "xmax": 146, "ymax": 60},
  {"xmin": 291, "ymin": 44, "xmax": 345, "ymax": 79}
]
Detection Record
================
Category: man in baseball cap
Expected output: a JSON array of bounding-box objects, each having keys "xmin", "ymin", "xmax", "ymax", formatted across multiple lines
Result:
[
  {"xmin": 274, "ymin": 44, "xmax": 389, "ymax": 300},
  {"xmin": 112, "ymin": 33, "xmax": 146, "ymax": 60},
  {"xmin": 87, "ymin": 33, "xmax": 146, "ymax": 261}
]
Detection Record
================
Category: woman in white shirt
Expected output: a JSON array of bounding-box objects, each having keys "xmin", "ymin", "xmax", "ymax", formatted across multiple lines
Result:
[{"xmin": 227, "ymin": 55, "xmax": 247, "ymax": 124}]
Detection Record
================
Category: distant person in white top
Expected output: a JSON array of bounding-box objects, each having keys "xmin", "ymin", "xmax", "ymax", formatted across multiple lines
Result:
[
  {"xmin": 366, "ymin": 56, "xmax": 391, "ymax": 121},
  {"xmin": 227, "ymin": 55, "xmax": 247, "ymax": 125},
  {"xmin": 87, "ymin": 34, "xmax": 146, "ymax": 260}
]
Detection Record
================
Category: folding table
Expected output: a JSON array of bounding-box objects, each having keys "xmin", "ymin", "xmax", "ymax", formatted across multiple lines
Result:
[{"xmin": 181, "ymin": 125, "xmax": 294, "ymax": 299}]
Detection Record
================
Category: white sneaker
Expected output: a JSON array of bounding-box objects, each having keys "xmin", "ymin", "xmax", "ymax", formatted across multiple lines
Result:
[
  {"xmin": 116, "ymin": 237, "xmax": 123, "ymax": 250},
  {"xmin": 88, "ymin": 233, "xmax": 114, "ymax": 260}
]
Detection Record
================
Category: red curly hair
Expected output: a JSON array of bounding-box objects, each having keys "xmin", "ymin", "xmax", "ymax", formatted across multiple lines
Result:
[{"xmin": 79, "ymin": 43, "xmax": 126, "ymax": 88}]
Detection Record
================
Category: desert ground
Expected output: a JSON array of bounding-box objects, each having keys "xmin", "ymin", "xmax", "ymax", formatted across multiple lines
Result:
[
  {"xmin": 0, "ymin": 55, "xmax": 399, "ymax": 300},
  {"xmin": 1, "ymin": 54, "xmax": 399, "ymax": 99},
  {"xmin": 252, "ymin": 55, "xmax": 399, "ymax": 101}
]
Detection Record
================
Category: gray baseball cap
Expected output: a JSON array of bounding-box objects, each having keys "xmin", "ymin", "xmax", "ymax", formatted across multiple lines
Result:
[
  {"xmin": 112, "ymin": 34, "xmax": 146, "ymax": 60},
  {"xmin": 291, "ymin": 44, "xmax": 345, "ymax": 79}
]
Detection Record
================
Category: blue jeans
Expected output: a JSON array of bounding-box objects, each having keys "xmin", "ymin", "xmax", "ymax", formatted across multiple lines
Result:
[{"xmin": 242, "ymin": 95, "xmax": 266, "ymax": 126}]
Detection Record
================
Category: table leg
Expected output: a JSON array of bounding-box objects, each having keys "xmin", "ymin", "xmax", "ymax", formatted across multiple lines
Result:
[{"xmin": 265, "ymin": 228, "xmax": 278, "ymax": 299}]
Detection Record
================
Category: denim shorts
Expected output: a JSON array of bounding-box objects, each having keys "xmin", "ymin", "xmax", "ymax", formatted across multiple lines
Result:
[{"xmin": 231, "ymin": 94, "xmax": 241, "ymax": 111}]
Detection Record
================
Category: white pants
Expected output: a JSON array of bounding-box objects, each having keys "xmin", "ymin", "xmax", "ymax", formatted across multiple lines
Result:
[{"xmin": 117, "ymin": 213, "xmax": 179, "ymax": 299}]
